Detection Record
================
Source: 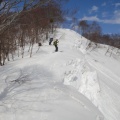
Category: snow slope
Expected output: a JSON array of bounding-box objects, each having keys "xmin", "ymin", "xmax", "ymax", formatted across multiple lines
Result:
[{"xmin": 0, "ymin": 28, "xmax": 120, "ymax": 120}]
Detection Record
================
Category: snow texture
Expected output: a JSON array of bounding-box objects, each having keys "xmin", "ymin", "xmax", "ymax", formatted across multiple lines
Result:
[{"xmin": 0, "ymin": 28, "xmax": 120, "ymax": 120}]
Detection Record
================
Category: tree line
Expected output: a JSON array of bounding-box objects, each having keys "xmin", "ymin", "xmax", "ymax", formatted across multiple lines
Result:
[
  {"xmin": 78, "ymin": 20, "xmax": 120, "ymax": 49},
  {"xmin": 0, "ymin": 0, "xmax": 66, "ymax": 66}
]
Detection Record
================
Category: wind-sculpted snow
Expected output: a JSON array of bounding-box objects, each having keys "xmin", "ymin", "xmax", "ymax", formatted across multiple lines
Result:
[
  {"xmin": 64, "ymin": 58, "xmax": 101, "ymax": 107},
  {"xmin": 60, "ymin": 29, "xmax": 120, "ymax": 120}
]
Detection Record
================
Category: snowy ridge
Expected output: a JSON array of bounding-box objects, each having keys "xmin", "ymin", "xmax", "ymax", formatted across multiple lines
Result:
[
  {"xmin": 60, "ymin": 29, "xmax": 120, "ymax": 120},
  {"xmin": 0, "ymin": 28, "xmax": 120, "ymax": 120}
]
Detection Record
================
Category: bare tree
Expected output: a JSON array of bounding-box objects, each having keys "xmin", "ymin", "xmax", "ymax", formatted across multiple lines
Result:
[
  {"xmin": 78, "ymin": 20, "xmax": 89, "ymax": 37},
  {"xmin": 0, "ymin": 0, "xmax": 66, "ymax": 65}
]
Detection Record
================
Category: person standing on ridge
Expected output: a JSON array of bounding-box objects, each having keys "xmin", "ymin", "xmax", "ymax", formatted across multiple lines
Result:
[
  {"xmin": 53, "ymin": 39, "xmax": 59, "ymax": 52},
  {"xmin": 49, "ymin": 38, "xmax": 53, "ymax": 45},
  {"xmin": 49, "ymin": 34, "xmax": 53, "ymax": 45}
]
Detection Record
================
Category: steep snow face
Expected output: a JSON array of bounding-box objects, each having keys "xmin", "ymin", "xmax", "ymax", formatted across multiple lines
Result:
[
  {"xmin": 60, "ymin": 29, "xmax": 120, "ymax": 120},
  {"xmin": 64, "ymin": 58, "xmax": 101, "ymax": 107},
  {"xmin": 0, "ymin": 28, "xmax": 120, "ymax": 120}
]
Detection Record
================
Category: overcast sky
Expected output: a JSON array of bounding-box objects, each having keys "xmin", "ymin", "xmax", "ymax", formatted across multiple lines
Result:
[{"xmin": 64, "ymin": 0, "xmax": 120, "ymax": 34}]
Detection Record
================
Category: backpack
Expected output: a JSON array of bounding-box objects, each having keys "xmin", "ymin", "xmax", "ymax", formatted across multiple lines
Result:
[{"xmin": 53, "ymin": 40, "xmax": 58, "ymax": 45}]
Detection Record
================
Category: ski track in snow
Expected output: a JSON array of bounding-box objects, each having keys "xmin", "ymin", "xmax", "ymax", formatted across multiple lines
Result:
[{"xmin": 86, "ymin": 57, "xmax": 120, "ymax": 87}]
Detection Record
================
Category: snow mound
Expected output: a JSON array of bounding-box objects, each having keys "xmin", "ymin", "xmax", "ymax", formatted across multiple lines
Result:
[{"xmin": 64, "ymin": 58, "xmax": 101, "ymax": 106}]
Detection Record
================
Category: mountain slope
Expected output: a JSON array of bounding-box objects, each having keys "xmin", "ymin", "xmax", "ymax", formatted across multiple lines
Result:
[{"xmin": 0, "ymin": 29, "xmax": 120, "ymax": 120}]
